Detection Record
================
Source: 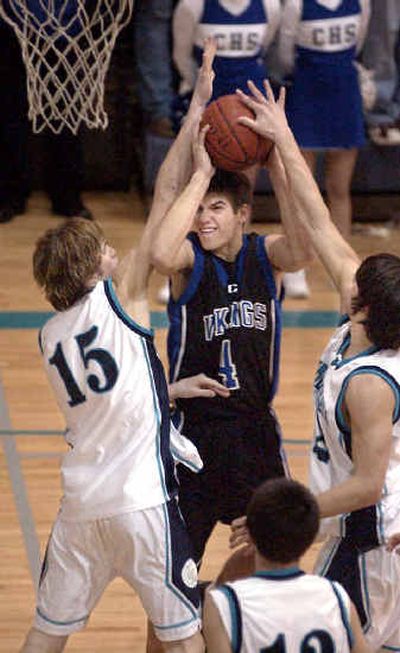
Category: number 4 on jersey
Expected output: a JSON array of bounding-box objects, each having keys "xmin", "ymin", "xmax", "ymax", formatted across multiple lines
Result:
[{"xmin": 219, "ymin": 339, "xmax": 240, "ymax": 390}]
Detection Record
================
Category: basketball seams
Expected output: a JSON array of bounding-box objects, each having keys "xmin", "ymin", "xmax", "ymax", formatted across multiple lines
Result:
[
  {"xmin": 214, "ymin": 99, "xmax": 249, "ymax": 168},
  {"xmin": 201, "ymin": 94, "xmax": 272, "ymax": 172}
]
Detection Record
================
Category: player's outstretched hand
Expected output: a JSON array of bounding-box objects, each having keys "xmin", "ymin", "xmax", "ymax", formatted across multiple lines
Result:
[
  {"xmin": 386, "ymin": 533, "xmax": 400, "ymax": 554},
  {"xmin": 192, "ymin": 37, "xmax": 217, "ymax": 108},
  {"xmin": 170, "ymin": 373, "xmax": 230, "ymax": 400},
  {"xmin": 192, "ymin": 123, "xmax": 215, "ymax": 178},
  {"xmin": 230, "ymin": 515, "xmax": 252, "ymax": 549},
  {"xmin": 236, "ymin": 80, "xmax": 291, "ymax": 148}
]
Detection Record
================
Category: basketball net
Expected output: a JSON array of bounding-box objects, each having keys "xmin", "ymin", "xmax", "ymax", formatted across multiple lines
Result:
[{"xmin": 0, "ymin": 0, "xmax": 134, "ymax": 134}]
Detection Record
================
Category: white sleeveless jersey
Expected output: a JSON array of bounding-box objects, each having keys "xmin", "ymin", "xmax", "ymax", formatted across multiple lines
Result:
[
  {"xmin": 310, "ymin": 318, "xmax": 400, "ymax": 547},
  {"xmin": 39, "ymin": 279, "xmax": 202, "ymax": 521},
  {"xmin": 210, "ymin": 569, "xmax": 353, "ymax": 653}
]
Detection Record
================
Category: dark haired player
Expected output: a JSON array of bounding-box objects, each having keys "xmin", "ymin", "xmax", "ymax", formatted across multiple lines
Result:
[
  {"xmin": 230, "ymin": 79, "xmax": 400, "ymax": 651},
  {"xmin": 204, "ymin": 478, "xmax": 370, "ymax": 653},
  {"xmin": 150, "ymin": 116, "xmax": 313, "ymax": 574}
]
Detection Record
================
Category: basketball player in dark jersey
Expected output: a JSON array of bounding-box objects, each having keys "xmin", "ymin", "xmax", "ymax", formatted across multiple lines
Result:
[{"xmin": 150, "ymin": 122, "xmax": 313, "ymax": 570}]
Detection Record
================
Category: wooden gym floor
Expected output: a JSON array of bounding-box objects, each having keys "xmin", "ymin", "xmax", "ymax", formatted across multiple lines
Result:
[{"xmin": 1, "ymin": 190, "xmax": 399, "ymax": 652}]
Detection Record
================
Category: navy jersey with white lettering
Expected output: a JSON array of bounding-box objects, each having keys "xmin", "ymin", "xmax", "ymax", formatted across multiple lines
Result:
[
  {"xmin": 168, "ymin": 232, "xmax": 282, "ymax": 425},
  {"xmin": 280, "ymin": 0, "xmax": 370, "ymax": 148},
  {"xmin": 192, "ymin": 0, "xmax": 279, "ymax": 99}
]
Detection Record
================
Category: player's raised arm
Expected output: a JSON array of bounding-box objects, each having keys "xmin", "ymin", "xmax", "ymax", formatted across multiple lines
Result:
[
  {"xmin": 236, "ymin": 81, "xmax": 360, "ymax": 307},
  {"xmin": 150, "ymin": 123, "xmax": 215, "ymax": 276},
  {"xmin": 114, "ymin": 39, "xmax": 216, "ymax": 312},
  {"xmin": 262, "ymin": 146, "xmax": 314, "ymax": 274}
]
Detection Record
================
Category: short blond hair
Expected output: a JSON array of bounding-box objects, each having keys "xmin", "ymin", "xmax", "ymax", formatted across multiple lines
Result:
[{"xmin": 33, "ymin": 218, "xmax": 105, "ymax": 311}]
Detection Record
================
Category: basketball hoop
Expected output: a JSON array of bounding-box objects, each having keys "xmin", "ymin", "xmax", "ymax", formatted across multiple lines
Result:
[{"xmin": 0, "ymin": 0, "xmax": 134, "ymax": 134}]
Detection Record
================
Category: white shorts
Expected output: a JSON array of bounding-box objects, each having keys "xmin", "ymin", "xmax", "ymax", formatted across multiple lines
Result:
[
  {"xmin": 34, "ymin": 500, "xmax": 200, "ymax": 642},
  {"xmin": 315, "ymin": 537, "xmax": 400, "ymax": 650}
]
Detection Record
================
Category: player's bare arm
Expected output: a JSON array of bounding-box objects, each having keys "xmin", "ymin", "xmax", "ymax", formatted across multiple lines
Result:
[
  {"xmin": 202, "ymin": 592, "xmax": 232, "ymax": 653},
  {"xmin": 262, "ymin": 146, "xmax": 314, "ymax": 275},
  {"xmin": 115, "ymin": 39, "xmax": 216, "ymax": 317},
  {"xmin": 317, "ymin": 373, "xmax": 394, "ymax": 518},
  {"xmin": 349, "ymin": 602, "xmax": 374, "ymax": 653},
  {"xmin": 150, "ymin": 123, "xmax": 215, "ymax": 277},
  {"xmin": 236, "ymin": 80, "xmax": 360, "ymax": 304},
  {"xmin": 169, "ymin": 374, "xmax": 230, "ymax": 401}
]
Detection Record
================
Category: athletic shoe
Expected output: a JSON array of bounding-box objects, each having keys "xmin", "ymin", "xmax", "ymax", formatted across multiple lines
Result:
[
  {"xmin": 157, "ymin": 281, "xmax": 170, "ymax": 304},
  {"xmin": 283, "ymin": 270, "xmax": 310, "ymax": 299}
]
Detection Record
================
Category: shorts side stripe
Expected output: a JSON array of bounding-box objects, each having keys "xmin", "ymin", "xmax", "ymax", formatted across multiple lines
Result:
[
  {"xmin": 36, "ymin": 607, "xmax": 88, "ymax": 627},
  {"xmin": 162, "ymin": 502, "xmax": 198, "ymax": 620},
  {"xmin": 359, "ymin": 553, "xmax": 372, "ymax": 633}
]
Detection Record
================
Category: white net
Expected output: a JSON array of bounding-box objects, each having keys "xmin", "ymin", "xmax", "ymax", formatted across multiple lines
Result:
[{"xmin": 0, "ymin": 0, "xmax": 134, "ymax": 134}]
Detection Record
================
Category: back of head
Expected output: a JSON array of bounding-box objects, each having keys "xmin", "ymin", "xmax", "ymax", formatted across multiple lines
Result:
[
  {"xmin": 246, "ymin": 478, "xmax": 320, "ymax": 564},
  {"xmin": 207, "ymin": 169, "xmax": 252, "ymax": 211},
  {"xmin": 33, "ymin": 218, "xmax": 105, "ymax": 311},
  {"xmin": 352, "ymin": 253, "xmax": 400, "ymax": 350}
]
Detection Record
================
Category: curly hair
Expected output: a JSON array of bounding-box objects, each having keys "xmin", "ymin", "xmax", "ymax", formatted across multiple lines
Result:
[
  {"xmin": 33, "ymin": 218, "xmax": 105, "ymax": 311},
  {"xmin": 351, "ymin": 253, "xmax": 400, "ymax": 350}
]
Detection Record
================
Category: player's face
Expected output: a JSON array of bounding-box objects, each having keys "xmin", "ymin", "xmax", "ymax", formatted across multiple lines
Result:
[
  {"xmin": 195, "ymin": 193, "xmax": 246, "ymax": 256},
  {"xmin": 99, "ymin": 241, "xmax": 118, "ymax": 277}
]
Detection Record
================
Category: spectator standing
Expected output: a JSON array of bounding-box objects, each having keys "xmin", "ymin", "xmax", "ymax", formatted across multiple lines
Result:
[
  {"xmin": 0, "ymin": 19, "xmax": 92, "ymax": 224},
  {"xmin": 277, "ymin": 0, "xmax": 370, "ymax": 296},
  {"xmin": 133, "ymin": 0, "xmax": 175, "ymax": 138}
]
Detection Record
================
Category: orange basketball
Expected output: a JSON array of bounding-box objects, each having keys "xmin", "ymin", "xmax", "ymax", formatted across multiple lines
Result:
[{"xmin": 200, "ymin": 94, "xmax": 273, "ymax": 172}]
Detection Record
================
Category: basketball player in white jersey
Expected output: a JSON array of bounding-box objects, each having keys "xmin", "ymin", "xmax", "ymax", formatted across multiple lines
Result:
[
  {"xmin": 19, "ymin": 41, "xmax": 226, "ymax": 653},
  {"xmin": 229, "ymin": 80, "xmax": 400, "ymax": 651},
  {"xmin": 204, "ymin": 478, "xmax": 370, "ymax": 653}
]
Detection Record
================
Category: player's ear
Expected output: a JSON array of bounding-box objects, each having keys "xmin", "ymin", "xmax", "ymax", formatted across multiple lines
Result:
[{"xmin": 238, "ymin": 203, "xmax": 251, "ymax": 226}]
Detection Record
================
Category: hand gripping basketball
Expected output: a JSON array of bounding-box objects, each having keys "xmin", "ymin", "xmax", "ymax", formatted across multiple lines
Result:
[{"xmin": 200, "ymin": 93, "xmax": 273, "ymax": 172}]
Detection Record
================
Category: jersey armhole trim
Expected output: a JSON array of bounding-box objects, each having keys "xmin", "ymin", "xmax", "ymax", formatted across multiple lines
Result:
[
  {"xmin": 104, "ymin": 278, "xmax": 154, "ymax": 339},
  {"xmin": 330, "ymin": 581, "xmax": 354, "ymax": 650},
  {"xmin": 170, "ymin": 234, "xmax": 205, "ymax": 307},
  {"xmin": 38, "ymin": 327, "xmax": 44, "ymax": 354},
  {"xmin": 338, "ymin": 313, "xmax": 350, "ymax": 327},
  {"xmin": 216, "ymin": 585, "xmax": 243, "ymax": 653},
  {"xmin": 335, "ymin": 366, "xmax": 400, "ymax": 434},
  {"xmin": 256, "ymin": 235, "xmax": 278, "ymax": 300}
]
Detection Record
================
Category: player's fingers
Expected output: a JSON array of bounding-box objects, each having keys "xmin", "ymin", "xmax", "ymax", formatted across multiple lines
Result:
[
  {"xmin": 263, "ymin": 78, "xmax": 275, "ymax": 104},
  {"xmin": 278, "ymin": 86, "xmax": 286, "ymax": 109},
  {"xmin": 198, "ymin": 123, "xmax": 210, "ymax": 144},
  {"xmin": 236, "ymin": 88, "xmax": 259, "ymax": 113},
  {"xmin": 201, "ymin": 377, "xmax": 228, "ymax": 391},
  {"xmin": 231, "ymin": 515, "xmax": 247, "ymax": 529},
  {"xmin": 247, "ymin": 80, "xmax": 267, "ymax": 104},
  {"xmin": 198, "ymin": 389, "xmax": 217, "ymax": 397},
  {"xmin": 229, "ymin": 532, "xmax": 249, "ymax": 549},
  {"xmin": 203, "ymin": 37, "xmax": 217, "ymax": 65},
  {"xmin": 214, "ymin": 387, "xmax": 230, "ymax": 398},
  {"xmin": 237, "ymin": 116, "xmax": 263, "ymax": 134}
]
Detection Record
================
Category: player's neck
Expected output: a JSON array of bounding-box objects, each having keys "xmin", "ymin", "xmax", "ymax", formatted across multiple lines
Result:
[
  {"xmin": 255, "ymin": 552, "xmax": 300, "ymax": 573},
  {"xmin": 347, "ymin": 315, "xmax": 374, "ymax": 356},
  {"xmin": 212, "ymin": 233, "xmax": 243, "ymax": 262}
]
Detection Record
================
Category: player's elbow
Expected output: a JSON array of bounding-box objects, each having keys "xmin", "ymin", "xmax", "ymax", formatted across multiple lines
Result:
[
  {"xmin": 357, "ymin": 476, "xmax": 384, "ymax": 508},
  {"xmin": 287, "ymin": 249, "xmax": 315, "ymax": 272},
  {"xmin": 150, "ymin": 247, "xmax": 176, "ymax": 276}
]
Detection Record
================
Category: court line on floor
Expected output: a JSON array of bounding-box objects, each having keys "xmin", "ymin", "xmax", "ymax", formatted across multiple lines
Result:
[
  {"xmin": 0, "ymin": 310, "xmax": 340, "ymax": 330},
  {"xmin": 0, "ymin": 377, "xmax": 41, "ymax": 590}
]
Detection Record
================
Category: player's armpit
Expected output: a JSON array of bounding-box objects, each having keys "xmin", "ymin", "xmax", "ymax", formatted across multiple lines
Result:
[
  {"xmin": 203, "ymin": 593, "xmax": 232, "ymax": 653},
  {"xmin": 349, "ymin": 602, "xmax": 373, "ymax": 653}
]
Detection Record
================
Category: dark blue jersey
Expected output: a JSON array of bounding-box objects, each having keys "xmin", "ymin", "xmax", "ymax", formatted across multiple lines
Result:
[{"xmin": 168, "ymin": 232, "xmax": 282, "ymax": 425}]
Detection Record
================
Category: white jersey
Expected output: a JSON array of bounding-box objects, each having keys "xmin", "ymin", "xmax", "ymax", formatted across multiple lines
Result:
[
  {"xmin": 310, "ymin": 317, "xmax": 400, "ymax": 548},
  {"xmin": 210, "ymin": 569, "xmax": 353, "ymax": 653},
  {"xmin": 39, "ymin": 279, "xmax": 202, "ymax": 521}
]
